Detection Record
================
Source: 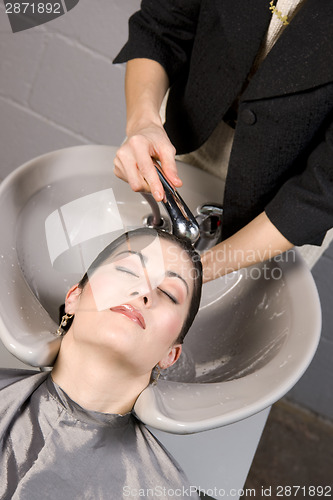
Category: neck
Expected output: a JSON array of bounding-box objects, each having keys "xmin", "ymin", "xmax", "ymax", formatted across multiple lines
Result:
[{"xmin": 51, "ymin": 331, "xmax": 151, "ymax": 415}]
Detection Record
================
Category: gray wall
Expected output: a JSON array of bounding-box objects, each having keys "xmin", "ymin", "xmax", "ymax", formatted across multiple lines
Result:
[
  {"xmin": 0, "ymin": 0, "xmax": 140, "ymax": 176},
  {"xmin": 287, "ymin": 243, "xmax": 333, "ymax": 420},
  {"xmin": 0, "ymin": 1, "xmax": 332, "ymax": 420}
]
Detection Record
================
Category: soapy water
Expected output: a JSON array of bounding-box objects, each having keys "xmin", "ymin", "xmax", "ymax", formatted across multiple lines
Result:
[
  {"xmin": 159, "ymin": 350, "xmax": 231, "ymax": 383},
  {"xmin": 197, "ymin": 327, "xmax": 288, "ymax": 383},
  {"xmin": 194, "ymin": 356, "xmax": 233, "ymax": 378},
  {"xmin": 158, "ymin": 324, "xmax": 288, "ymax": 384}
]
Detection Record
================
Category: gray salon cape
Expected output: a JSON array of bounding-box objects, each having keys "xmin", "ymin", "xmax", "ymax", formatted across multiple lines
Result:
[{"xmin": 0, "ymin": 369, "xmax": 199, "ymax": 499}]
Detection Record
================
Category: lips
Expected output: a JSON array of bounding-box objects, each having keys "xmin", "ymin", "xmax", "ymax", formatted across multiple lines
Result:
[{"xmin": 110, "ymin": 304, "xmax": 146, "ymax": 330}]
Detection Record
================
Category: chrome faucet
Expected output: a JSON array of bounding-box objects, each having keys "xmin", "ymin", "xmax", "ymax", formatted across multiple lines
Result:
[
  {"xmin": 155, "ymin": 162, "xmax": 200, "ymax": 244},
  {"xmin": 142, "ymin": 162, "xmax": 223, "ymax": 250},
  {"xmin": 142, "ymin": 162, "xmax": 200, "ymax": 244},
  {"xmin": 194, "ymin": 204, "xmax": 223, "ymax": 252}
]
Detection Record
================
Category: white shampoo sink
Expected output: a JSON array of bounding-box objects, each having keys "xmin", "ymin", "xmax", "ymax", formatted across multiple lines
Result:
[{"xmin": 0, "ymin": 145, "xmax": 321, "ymax": 434}]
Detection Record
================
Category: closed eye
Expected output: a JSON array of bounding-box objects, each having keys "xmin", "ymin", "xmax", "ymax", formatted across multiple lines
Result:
[
  {"xmin": 158, "ymin": 287, "xmax": 178, "ymax": 304},
  {"xmin": 115, "ymin": 266, "xmax": 140, "ymax": 278}
]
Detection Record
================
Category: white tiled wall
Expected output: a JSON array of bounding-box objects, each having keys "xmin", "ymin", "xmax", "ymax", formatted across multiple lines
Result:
[{"xmin": 0, "ymin": 0, "xmax": 139, "ymax": 176}]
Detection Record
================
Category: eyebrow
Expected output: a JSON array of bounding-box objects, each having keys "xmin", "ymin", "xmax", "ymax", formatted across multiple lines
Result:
[
  {"xmin": 166, "ymin": 271, "xmax": 189, "ymax": 295},
  {"xmin": 115, "ymin": 251, "xmax": 189, "ymax": 295},
  {"xmin": 114, "ymin": 250, "xmax": 148, "ymax": 265}
]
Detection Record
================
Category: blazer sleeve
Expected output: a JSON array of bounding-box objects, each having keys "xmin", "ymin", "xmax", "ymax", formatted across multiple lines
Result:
[
  {"xmin": 265, "ymin": 116, "xmax": 333, "ymax": 246},
  {"xmin": 113, "ymin": 0, "xmax": 201, "ymax": 84}
]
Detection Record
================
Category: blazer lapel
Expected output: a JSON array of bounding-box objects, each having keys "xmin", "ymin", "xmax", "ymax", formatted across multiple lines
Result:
[{"xmin": 242, "ymin": 0, "xmax": 333, "ymax": 101}]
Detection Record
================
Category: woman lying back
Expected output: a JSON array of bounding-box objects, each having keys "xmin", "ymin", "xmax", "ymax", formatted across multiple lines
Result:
[{"xmin": 0, "ymin": 227, "xmax": 202, "ymax": 499}]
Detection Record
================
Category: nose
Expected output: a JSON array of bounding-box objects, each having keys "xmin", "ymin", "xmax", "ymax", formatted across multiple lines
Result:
[
  {"xmin": 142, "ymin": 293, "xmax": 153, "ymax": 308},
  {"xmin": 127, "ymin": 271, "xmax": 156, "ymax": 307},
  {"xmin": 127, "ymin": 286, "xmax": 154, "ymax": 308}
]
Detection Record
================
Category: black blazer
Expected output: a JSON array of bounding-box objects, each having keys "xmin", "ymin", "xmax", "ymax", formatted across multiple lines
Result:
[{"xmin": 114, "ymin": 0, "xmax": 333, "ymax": 245}]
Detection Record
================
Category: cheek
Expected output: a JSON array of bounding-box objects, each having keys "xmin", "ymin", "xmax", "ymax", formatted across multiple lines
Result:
[
  {"xmin": 71, "ymin": 309, "xmax": 115, "ymax": 347},
  {"xmin": 153, "ymin": 307, "xmax": 185, "ymax": 343},
  {"xmin": 71, "ymin": 289, "xmax": 105, "ymax": 335}
]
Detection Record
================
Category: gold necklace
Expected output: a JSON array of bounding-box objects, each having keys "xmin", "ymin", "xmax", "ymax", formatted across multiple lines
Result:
[{"xmin": 269, "ymin": 0, "xmax": 289, "ymax": 25}]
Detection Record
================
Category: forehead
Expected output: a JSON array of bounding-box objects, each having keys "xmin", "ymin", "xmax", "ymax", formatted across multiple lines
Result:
[
  {"xmin": 93, "ymin": 233, "xmax": 195, "ymax": 295},
  {"xmin": 111, "ymin": 234, "xmax": 192, "ymax": 267}
]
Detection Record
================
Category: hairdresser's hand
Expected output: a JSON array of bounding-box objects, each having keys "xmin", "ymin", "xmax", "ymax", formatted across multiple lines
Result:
[{"xmin": 114, "ymin": 122, "xmax": 182, "ymax": 202}]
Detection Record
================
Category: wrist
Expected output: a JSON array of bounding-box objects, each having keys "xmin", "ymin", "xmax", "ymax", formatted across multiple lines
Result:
[
  {"xmin": 126, "ymin": 111, "xmax": 163, "ymax": 137},
  {"xmin": 201, "ymin": 247, "xmax": 231, "ymax": 283}
]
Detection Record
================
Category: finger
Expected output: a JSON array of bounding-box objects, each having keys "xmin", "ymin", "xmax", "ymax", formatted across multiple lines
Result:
[
  {"xmin": 157, "ymin": 146, "xmax": 182, "ymax": 187},
  {"xmin": 113, "ymin": 146, "xmax": 132, "ymax": 182},
  {"xmin": 114, "ymin": 151, "xmax": 150, "ymax": 193},
  {"xmin": 117, "ymin": 137, "xmax": 163, "ymax": 196},
  {"xmin": 113, "ymin": 155, "xmax": 126, "ymax": 180},
  {"xmin": 135, "ymin": 151, "xmax": 165, "ymax": 201}
]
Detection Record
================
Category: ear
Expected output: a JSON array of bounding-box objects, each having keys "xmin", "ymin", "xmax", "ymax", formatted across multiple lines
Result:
[
  {"xmin": 65, "ymin": 284, "xmax": 81, "ymax": 315},
  {"xmin": 158, "ymin": 344, "xmax": 182, "ymax": 370}
]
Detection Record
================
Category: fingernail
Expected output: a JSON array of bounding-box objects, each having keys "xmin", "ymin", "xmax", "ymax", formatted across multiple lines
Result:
[{"xmin": 154, "ymin": 190, "xmax": 162, "ymax": 200}]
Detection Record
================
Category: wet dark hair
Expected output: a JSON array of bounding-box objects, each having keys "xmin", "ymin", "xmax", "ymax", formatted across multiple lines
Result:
[{"xmin": 61, "ymin": 227, "xmax": 202, "ymax": 344}]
